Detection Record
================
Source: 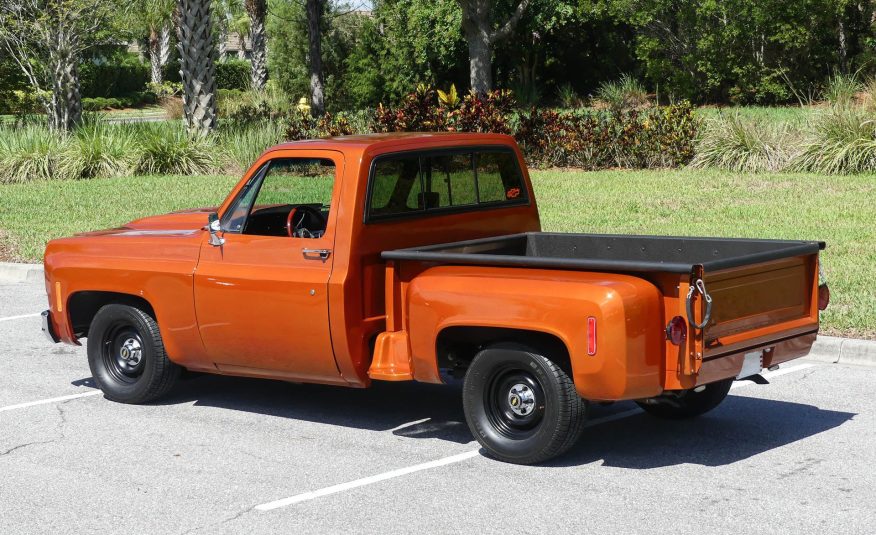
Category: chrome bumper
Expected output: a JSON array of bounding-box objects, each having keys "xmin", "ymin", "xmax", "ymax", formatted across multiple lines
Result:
[{"xmin": 41, "ymin": 310, "xmax": 60, "ymax": 343}]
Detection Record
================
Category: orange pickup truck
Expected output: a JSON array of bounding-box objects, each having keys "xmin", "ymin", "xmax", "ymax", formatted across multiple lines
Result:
[{"xmin": 42, "ymin": 133, "xmax": 829, "ymax": 464}]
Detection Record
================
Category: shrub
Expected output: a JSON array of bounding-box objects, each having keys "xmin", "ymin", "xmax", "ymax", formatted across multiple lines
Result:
[
  {"xmin": 134, "ymin": 123, "xmax": 216, "ymax": 175},
  {"xmin": 374, "ymin": 85, "xmax": 514, "ymax": 134},
  {"xmin": 791, "ymin": 108, "xmax": 876, "ymax": 174},
  {"xmin": 823, "ymin": 72, "xmax": 861, "ymax": 109},
  {"xmin": 218, "ymin": 122, "xmax": 286, "ymax": 172},
  {"xmin": 216, "ymin": 60, "xmax": 251, "ymax": 91},
  {"xmin": 59, "ymin": 119, "xmax": 138, "ymax": 179},
  {"xmin": 515, "ymin": 103, "xmax": 700, "ymax": 169},
  {"xmin": 0, "ymin": 125, "xmax": 69, "ymax": 183},
  {"xmin": 160, "ymin": 97, "xmax": 184, "ymax": 120},
  {"xmin": 690, "ymin": 114, "xmax": 795, "ymax": 172},
  {"xmin": 594, "ymin": 75, "xmax": 649, "ymax": 113},
  {"xmin": 557, "ymin": 83, "xmax": 583, "ymax": 109},
  {"xmin": 80, "ymin": 58, "xmax": 149, "ymax": 98}
]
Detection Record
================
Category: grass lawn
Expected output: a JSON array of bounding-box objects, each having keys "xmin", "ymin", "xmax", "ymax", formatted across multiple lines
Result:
[{"xmin": 0, "ymin": 169, "xmax": 873, "ymax": 339}]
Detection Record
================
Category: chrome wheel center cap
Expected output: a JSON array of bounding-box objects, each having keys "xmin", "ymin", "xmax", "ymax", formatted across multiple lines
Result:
[
  {"xmin": 120, "ymin": 338, "xmax": 142, "ymax": 366},
  {"xmin": 508, "ymin": 383, "xmax": 535, "ymax": 416}
]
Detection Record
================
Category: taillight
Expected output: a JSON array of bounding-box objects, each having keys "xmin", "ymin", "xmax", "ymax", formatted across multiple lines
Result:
[
  {"xmin": 818, "ymin": 283, "xmax": 830, "ymax": 311},
  {"xmin": 666, "ymin": 316, "xmax": 687, "ymax": 345},
  {"xmin": 587, "ymin": 316, "xmax": 597, "ymax": 355}
]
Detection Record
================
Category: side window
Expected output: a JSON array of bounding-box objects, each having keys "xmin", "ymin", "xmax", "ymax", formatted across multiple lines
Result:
[
  {"xmin": 476, "ymin": 151, "xmax": 527, "ymax": 203},
  {"xmin": 223, "ymin": 157, "xmax": 336, "ymax": 238}
]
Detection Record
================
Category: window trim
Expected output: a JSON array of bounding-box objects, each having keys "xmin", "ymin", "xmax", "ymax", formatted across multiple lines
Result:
[
  {"xmin": 221, "ymin": 157, "xmax": 338, "ymax": 236},
  {"xmin": 364, "ymin": 145, "xmax": 530, "ymax": 224}
]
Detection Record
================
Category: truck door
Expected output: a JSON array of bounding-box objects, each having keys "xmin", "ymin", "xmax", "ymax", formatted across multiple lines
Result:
[{"xmin": 193, "ymin": 150, "xmax": 345, "ymax": 383}]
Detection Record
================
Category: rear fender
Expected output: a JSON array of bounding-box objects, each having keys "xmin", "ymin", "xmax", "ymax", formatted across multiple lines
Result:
[{"xmin": 405, "ymin": 266, "xmax": 665, "ymax": 400}]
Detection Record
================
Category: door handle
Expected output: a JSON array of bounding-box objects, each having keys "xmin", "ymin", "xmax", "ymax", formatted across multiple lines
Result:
[{"xmin": 302, "ymin": 248, "xmax": 332, "ymax": 261}]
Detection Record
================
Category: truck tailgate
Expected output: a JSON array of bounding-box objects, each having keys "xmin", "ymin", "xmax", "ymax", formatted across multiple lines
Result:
[{"xmin": 703, "ymin": 255, "xmax": 819, "ymax": 358}]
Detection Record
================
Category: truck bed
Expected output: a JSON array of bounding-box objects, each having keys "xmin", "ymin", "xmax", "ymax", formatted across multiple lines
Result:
[{"xmin": 381, "ymin": 232, "xmax": 825, "ymax": 274}]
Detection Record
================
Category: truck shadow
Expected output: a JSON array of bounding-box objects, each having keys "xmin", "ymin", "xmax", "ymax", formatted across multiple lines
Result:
[
  {"xmin": 549, "ymin": 395, "xmax": 855, "ymax": 468},
  {"xmin": 73, "ymin": 374, "xmax": 856, "ymax": 465},
  {"xmin": 157, "ymin": 374, "xmax": 476, "ymax": 444}
]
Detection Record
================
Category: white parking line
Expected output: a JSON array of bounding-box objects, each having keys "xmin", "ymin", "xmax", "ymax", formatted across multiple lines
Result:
[
  {"xmin": 0, "ymin": 390, "xmax": 102, "ymax": 413},
  {"xmin": 255, "ymin": 361, "xmax": 819, "ymax": 512},
  {"xmin": 255, "ymin": 450, "xmax": 481, "ymax": 511},
  {"xmin": 731, "ymin": 363, "xmax": 815, "ymax": 390},
  {"xmin": 0, "ymin": 313, "xmax": 41, "ymax": 323}
]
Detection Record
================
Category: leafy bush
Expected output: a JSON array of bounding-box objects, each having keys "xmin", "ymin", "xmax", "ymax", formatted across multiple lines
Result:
[
  {"xmin": 791, "ymin": 108, "xmax": 876, "ymax": 174},
  {"xmin": 134, "ymin": 124, "xmax": 216, "ymax": 175},
  {"xmin": 0, "ymin": 90, "xmax": 45, "ymax": 116},
  {"xmin": 594, "ymin": 75, "xmax": 649, "ymax": 113},
  {"xmin": 516, "ymin": 103, "xmax": 699, "ymax": 169},
  {"xmin": 59, "ymin": 119, "xmax": 138, "ymax": 179},
  {"xmin": 79, "ymin": 57, "xmax": 149, "ymax": 98},
  {"xmin": 0, "ymin": 125, "xmax": 69, "ymax": 183},
  {"xmin": 216, "ymin": 60, "xmax": 252, "ymax": 91},
  {"xmin": 374, "ymin": 85, "xmax": 514, "ymax": 134},
  {"xmin": 557, "ymin": 83, "xmax": 584, "ymax": 108},
  {"xmin": 690, "ymin": 113, "xmax": 795, "ymax": 172}
]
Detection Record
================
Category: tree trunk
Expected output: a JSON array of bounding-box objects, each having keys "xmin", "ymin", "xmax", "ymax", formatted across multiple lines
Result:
[
  {"xmin": 838, "ymin": 18, "xmax": 848, "ymax": 72},
  {"xmin": 463, "ymin": 21, "xmax": 493, "ymax": 95},
  {"xmin": 247, "ymin": 0, "xmax": 267, "ymax": 91},
  {"xmin": 456, "ymin": 0, "xmax": 530, "ymax": 96},
  {"xmin": 148, "ymin": 27, "xmax": 163, "ymax": 84},
  {"xmin": 48, "ymin": 38, "xmax": 81, "ymax": 132},
  {"xmin": 217, "ymin": 17, "xmax": 228, "ymax": 62},
  {"xmin": 238, "ymin": 33, "xmax": 247, "ymax": 59},
  {"xmin": 306, "ymin": 0, "xmax": 325, "ymax": 116},
  {"xmin": 176, "ymin": 0, "xmax": 217, "ymax": 136},
  {"xmin": 160, "ymin": 25, "xmax": 172, "ymax": 67}
]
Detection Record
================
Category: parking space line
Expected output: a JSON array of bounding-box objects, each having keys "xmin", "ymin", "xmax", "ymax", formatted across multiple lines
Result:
[
  {"xmin": 0, "ymin": 313, "xmax": 41, "ymax": 323},
  {"xmin": 255, "ymin": 362, "xmax": 819, "ymax": 512},
  {"xmin": 255, "ymin": 450, "xmax": 481, "ymax": 511},
  {"xmin": 730, "ymin": 363, "xmax": 815, "ymax": 390},
  {"xmin": 0, "ymin": 390, "xmax": 102, "ymax": 413}
]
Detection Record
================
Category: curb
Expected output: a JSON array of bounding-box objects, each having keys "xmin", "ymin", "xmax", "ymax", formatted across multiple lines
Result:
[
  {"xmin": 806, "ymin": 335, "xmax": 876, "ymax": 367},
  {"xmin": 0, "ymin": 262, "xmax": 43, "ymax": 283}
]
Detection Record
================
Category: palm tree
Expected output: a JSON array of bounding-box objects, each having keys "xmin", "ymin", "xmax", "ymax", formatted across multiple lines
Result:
[
  {"xmin": 176, "ymin": 0, "xmax": 217, "ymax": 135},
  {"xmin": 131, "ymin": 0, "xmax": 175, "ymax": 84},
  {"xmin": 244, "ymin": 0, "xmax": 267, "ymax": 90}
]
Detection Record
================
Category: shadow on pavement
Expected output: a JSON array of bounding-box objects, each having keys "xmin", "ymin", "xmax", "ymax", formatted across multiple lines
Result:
[
  {"xmin": 71, "ymin": 375, "xmax": 856, "ymax": 463},
  {"xmin": 550, "ymin": 394, "xmax": 855, "ymax": 468}
]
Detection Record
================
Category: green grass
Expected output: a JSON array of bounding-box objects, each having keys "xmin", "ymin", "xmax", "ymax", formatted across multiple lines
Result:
[
  {"xmin": 0, "ymin": 169, "xmax": 873, "ymax": 338},
  {"xmin": 695, "ymin": 106, "xmax": 814, "ymax": 126}
]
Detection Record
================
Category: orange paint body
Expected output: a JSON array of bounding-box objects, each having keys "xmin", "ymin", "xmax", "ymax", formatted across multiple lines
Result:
[{"xmin": 43, "ymin": 133, "xmax": 822, "ymax": 401}]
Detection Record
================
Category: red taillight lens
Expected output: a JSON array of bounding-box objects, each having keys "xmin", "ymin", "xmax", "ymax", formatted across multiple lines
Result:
[
  {"xmin": 818, "ymin": 283, "xmax": 830, "ymax": 311},
  {"xmin": 666, "ymin": 316, "xmax": 687, "ymax": 346},
  {"xmin": 587, "ymin": 316, "xmax": 597, "ymax": 355}
]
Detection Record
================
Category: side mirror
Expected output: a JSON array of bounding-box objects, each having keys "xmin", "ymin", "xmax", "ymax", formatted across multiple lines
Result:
[{"xmin": 207, "ymin": 212, "xmax": 225, "ymax": 247}]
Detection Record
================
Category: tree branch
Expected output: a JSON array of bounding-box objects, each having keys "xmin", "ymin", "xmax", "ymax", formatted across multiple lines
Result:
[{"xmin": 489, "ymin": 0, "xmax": 531, "ymax": 43}]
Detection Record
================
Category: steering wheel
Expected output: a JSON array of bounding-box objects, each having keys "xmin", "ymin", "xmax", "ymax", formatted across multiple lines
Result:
[{"xmin": 286, "ymin": 205, "xmax": 327, "ymax": 238}]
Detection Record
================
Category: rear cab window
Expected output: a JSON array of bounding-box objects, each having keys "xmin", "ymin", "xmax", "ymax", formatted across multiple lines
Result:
[{"xmin": 367, "ymin": 147, "xmax": 528, "ymax": 221}]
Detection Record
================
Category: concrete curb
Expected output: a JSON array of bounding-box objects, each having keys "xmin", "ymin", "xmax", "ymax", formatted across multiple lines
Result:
[
  {"xmin": 0, "ymin": 262, "xmax": 43, "ymax": 283},
  {"xmin": 806, "ymin": 335, "xmax": 876, "ymax": 367}
]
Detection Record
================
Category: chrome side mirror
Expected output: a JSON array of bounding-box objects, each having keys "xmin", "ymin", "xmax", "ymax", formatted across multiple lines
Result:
[{"xmin": 207, "ymin": 212, "xmax": 225, "ymax": 247}]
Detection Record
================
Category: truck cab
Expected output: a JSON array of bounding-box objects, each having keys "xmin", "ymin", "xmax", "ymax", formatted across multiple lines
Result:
[{"xmin": 43, "ymin": 133, "xmax": 827, "ymax": 464}]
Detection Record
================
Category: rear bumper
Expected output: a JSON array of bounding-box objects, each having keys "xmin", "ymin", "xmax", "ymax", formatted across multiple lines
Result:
[
  {"xmin": 41, "ymin": 310, "xmax": 60, "ymax": 344},
  {"xmin": 696, "ymin": 330, "xmax": 817, "ymax": 385}
]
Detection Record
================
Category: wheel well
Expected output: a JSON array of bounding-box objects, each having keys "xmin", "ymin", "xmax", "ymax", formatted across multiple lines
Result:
[
  {"xmin": 68, "ymin": 291, "xmax": 155, "ymax": 338},
  {"xmin": 436, "ymin": 326, "xmax": 573, "ymax": 378}
]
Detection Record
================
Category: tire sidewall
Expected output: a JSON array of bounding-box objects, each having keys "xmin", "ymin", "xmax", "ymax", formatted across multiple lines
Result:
[
  {"xmin": 87, "ymin": 305, "xmax": 160, "ymax": 403},
  {"xmin": 463, "ymin": 347, "xmax": 566, "ymax": 463}
]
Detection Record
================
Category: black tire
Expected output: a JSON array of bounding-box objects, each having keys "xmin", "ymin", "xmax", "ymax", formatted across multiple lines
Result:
[
  {"xmin": 462, "ymin": 345, "xmax": 587, "ymax": 465},
  {"xmin": 636, "ymin": 378, "xmax": 734, "ymax": 420},
  {"xmin": 87, "ymin": 304, "xmax": 180, "ymax": 404}
]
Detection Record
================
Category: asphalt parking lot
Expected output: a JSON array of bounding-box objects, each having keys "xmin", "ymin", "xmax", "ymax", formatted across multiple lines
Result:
[{"xmin": 1, "ymin": 279, "xmax": 875, "ymax": 535}]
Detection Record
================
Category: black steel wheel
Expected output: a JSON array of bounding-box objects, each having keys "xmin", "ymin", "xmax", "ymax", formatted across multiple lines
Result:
[
  {"xmin": 87, "ymin": 304, "xmax": 180, "ymax": 404},
  {"xmin": 463, "ymin": 345, "xmax": 587, "ymax": 464}
]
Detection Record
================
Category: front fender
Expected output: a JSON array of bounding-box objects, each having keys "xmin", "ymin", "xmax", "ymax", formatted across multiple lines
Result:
[{"xmin": 406, "ymin": 266, "xmax": 665, "ymax": 400}]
